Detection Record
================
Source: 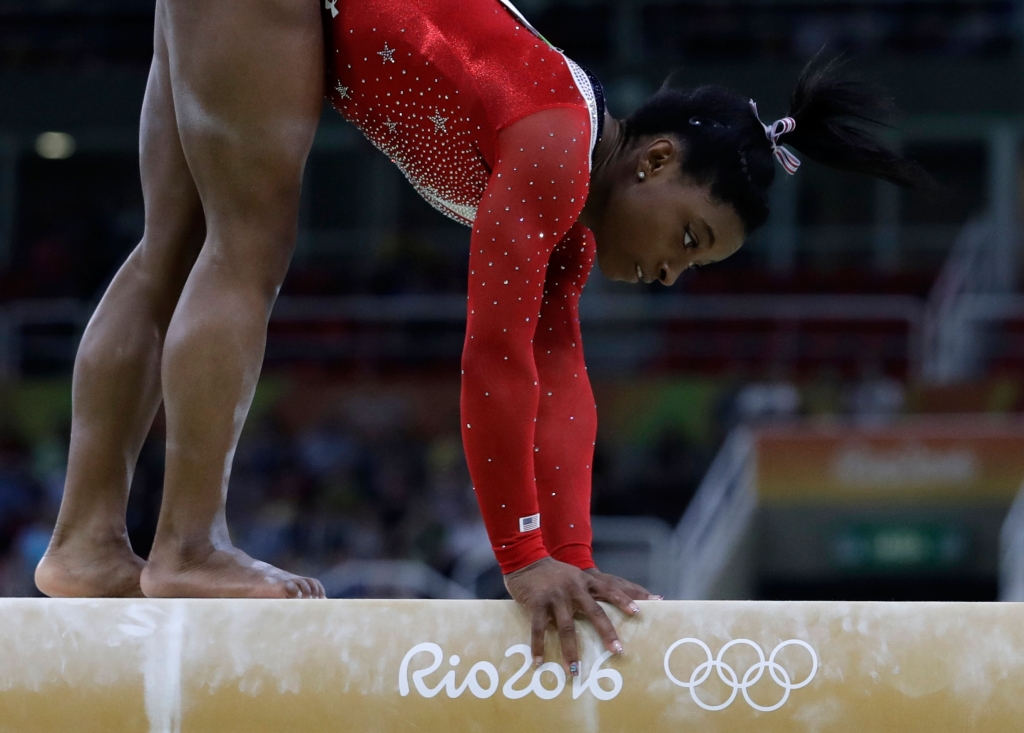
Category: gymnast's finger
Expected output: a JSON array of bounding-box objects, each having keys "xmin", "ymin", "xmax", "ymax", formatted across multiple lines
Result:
[
  {"xmin": 590, "ymin": 581, "xmax": 641, "ymax": 618},
  {"xmin": 310, "ymin": 578, "xmax": 326, "ymax": 599},
  {"xmin": 598, "ymin": 576, "xmax": 649, "ymax": 601},
  {"xmin": 585, "ymin": 569, "xmax": 655, "ymax": 601},
  {"xmin": 620, "ymin": 579, "xmax": 654, "ymax": 600},
  {"xmin": 530, "ymin": 606, "xmax": 548, "ymax": 666},
  {"xmin": 552, "ymin": 602, "xmax": 580, "ymax": 676},
  {"xmin": 295, "ymin": 578, "xmax": 314, "ymax": 599},
  {"xmin": 579, "ymin": 595, "xmax": 623, "ymax": 657}
]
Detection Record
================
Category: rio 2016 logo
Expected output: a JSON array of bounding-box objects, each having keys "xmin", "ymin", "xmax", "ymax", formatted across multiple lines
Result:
[
  {"xmin": 399, "ymin": 643, "xmax": 622, "ymax": 700},
  {"xmin": 398, "ymin": 638, "xmax": 817, "ymax": 711}
]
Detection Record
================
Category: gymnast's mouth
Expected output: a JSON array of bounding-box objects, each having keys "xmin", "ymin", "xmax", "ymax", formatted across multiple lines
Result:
[{"xmin": 636, "ymin": 263, "xmax": 654, "ymax": 284}]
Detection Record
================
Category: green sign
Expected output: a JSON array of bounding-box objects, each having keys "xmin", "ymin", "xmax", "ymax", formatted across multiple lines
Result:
[{"xmin": 832, "ymin": 524, "xmax": 970, "ymax": 571}]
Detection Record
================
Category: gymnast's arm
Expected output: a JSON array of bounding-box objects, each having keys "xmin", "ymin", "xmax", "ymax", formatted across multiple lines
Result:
[
  {"xmin": 460, "ymin": 108, "xmax": 591, "ymax": 575},
  {"xmin": 532, "ymin": 235, "xmax": 658, "ymax": 602},
  {"xmin": 532, "ymin": 224, "xmax": 599, "ymax": 571},
  {"xmin": 461, "ymin": 108, "xmax": 640, "ymax": 672}
]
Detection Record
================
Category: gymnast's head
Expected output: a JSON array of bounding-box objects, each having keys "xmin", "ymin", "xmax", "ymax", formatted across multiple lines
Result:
[{"xmin": 582, "ymin": 54, "xmax": 930, "ymax": 285}]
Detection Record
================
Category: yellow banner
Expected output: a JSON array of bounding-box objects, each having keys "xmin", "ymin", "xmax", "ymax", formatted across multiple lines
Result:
[{"xmin": 756, "ymin": 419, "xmax": 1024, "ymax": 504}]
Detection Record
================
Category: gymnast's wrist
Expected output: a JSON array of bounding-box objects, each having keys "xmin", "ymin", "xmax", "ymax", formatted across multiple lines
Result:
[
  {"xmin": 550, "ymin": 545, "xmax": 595, "ymax": 571},
  {"xmin": 501, "ymin": 554, "xmax": 555, "ymax": 578},
  {"xmin": 495, "ymin": 535, "xmax": 550, "ymax": 575}
]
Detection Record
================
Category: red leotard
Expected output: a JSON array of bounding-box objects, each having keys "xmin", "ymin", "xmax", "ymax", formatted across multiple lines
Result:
[{"xmin": 324, "ymin": 0, "xmax": 602, "ymax": 573}]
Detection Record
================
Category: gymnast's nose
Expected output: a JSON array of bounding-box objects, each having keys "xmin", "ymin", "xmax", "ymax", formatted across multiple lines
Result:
[{"xmin": 658, "ymin": 261, "xmax": 681, "ymax": 286}]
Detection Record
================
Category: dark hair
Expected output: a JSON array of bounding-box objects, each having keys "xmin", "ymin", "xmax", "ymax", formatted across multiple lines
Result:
[{"xmin": 623, "ymin": 53, "xmax": 930, "ymax": 233}]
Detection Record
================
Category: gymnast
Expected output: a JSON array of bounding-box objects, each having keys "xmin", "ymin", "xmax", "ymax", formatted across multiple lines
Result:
[{"xmin": 35, "ymin": 0, "xmax": 925, "ymax": 676}]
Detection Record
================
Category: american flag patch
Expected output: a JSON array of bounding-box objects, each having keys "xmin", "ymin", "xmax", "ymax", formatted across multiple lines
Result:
[{"xmin": 519, "ymin": 513, "xmax": 541, "ymax": 532}]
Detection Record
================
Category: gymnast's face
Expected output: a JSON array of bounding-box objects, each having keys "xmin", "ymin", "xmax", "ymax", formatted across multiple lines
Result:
[{"xmin": 591, "ymin": 137, "xmax": 746, "ymax": 285}]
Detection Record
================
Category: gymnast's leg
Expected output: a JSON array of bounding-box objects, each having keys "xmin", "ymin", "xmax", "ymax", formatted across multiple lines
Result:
[
  {"xmin": 138, "ymin": 0, "xmax": 325, "ymax": 598},
  {"xmin": 35, "ymin": 6, "xmax": 205, "ymax": 598}
]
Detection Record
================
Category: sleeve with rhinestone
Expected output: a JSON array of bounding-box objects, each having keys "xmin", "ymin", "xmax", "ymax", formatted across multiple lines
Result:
[
  {"xmin": 533, "ymin": 223, "xmax": 598, "ymax": 571},
  {"xmin": 461, "ymin": 106, "xmax": 592, "ymax": 575}
]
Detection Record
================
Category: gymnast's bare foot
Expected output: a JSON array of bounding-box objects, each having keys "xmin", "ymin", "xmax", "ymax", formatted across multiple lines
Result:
[
  {"xmin": 141, "ymin": 541, "xmax": 326, "ymax": 599},
  {"xmin": 35, "ymin": 527, "xmax": 146, "ymax": 598}
]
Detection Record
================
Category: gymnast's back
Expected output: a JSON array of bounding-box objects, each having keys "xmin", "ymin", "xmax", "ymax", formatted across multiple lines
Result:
[{"xmin": 323, "ymin": 0, "xmax": 598, "ymax": 225}]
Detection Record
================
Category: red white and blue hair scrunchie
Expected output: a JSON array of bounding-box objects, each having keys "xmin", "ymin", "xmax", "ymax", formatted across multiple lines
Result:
[{"xmin": 749, "ymin": 100, "xmax": 801, "ymax": 175}]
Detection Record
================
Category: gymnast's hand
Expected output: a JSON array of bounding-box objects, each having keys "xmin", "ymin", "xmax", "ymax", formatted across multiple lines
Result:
[
  {"xmin": 503, "ymin": 557, "xmax": 645, "ymax": 676},
  {"xmin": 582, "ymin": 567, "xmax": 664, "ymax": 603}
]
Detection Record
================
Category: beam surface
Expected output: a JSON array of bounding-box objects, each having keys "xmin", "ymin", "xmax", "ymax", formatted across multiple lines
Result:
[{"xmin": 1, "ymin": 600, "xmax": 1022, "ymax": 732}]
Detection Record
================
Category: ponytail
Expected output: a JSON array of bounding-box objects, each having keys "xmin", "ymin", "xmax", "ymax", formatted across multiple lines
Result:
[
  {"xmin": 783, "ymin": 52, "xmax": 931, "ymax": 190},
  {"xmin": 624, "ymin": 51, "xmax": 932, "ymax": 233}
]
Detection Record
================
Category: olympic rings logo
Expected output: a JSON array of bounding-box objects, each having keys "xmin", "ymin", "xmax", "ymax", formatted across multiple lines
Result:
[{"xmin": 663, "ymin": 638, "xmax": 818, "ymax": 712}]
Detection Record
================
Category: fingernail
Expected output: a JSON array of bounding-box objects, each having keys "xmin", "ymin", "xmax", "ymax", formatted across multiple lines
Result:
[
  {"xmin": 648, "ymin": 594, "xmax": 664, "ymax": 601},
  {"xmin": 612, "ymin": 641, "xmax": 624, "ymax": 655},
  {"xmin": 569, "ymin": 662, "xmax": 579, "ymax": 677},
  {"xmin": 533, "ymin": 656, "xmax": 543, "ymax": 668},
  {"xmin": 628, "ymin": 603, "xmax": 640, "ymax": 615}
]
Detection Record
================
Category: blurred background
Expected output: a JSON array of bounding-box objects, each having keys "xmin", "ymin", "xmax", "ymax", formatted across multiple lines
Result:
[{"xmin": 2, "ymin": 0, "xmax": 1024, "ymax": 602}]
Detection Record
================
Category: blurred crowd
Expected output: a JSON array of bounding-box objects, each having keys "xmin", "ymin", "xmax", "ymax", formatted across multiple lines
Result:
[
  {"xmin": 3, "ymin": 369, "xmax": 1020, "ymax": 597},
  {"xmin": 638, "ymin": 1, "xmax": 1019, "ymax": 63},
  {"xmin": 0, "ymin": 228, "xmax": 473, "ymax": 303},
  {"xmin": 0, "ymin": 375, "xmax": 707, "ymax": 596},
  {"xmin": 1, "ymin": 0, "xmax": 1019, "ymax": 71}
]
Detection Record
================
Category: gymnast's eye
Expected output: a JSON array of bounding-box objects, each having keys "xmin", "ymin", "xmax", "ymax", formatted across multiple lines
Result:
[{"xmin": 683, "ymin": 228, "xmax": 698, "ymax": 250}]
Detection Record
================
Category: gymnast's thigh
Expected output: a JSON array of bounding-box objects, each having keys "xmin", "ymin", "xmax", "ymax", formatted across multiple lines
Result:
[
  {"xmin": 159, "ymin": 0, "xmax": 324, "ymax": 248},
  {"xmin": 134, "ymin": 3, "xmax": 205, "ymax": 285}
]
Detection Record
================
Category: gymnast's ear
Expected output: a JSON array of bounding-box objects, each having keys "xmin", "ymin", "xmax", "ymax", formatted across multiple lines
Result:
[{"xmin": 637, "ymin": 137, "xmax": 681, "ymax": 179}]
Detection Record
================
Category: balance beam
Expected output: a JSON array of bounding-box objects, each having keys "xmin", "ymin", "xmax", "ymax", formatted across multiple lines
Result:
[{"xmin": 1, "ymin": 599, "xmax": 1022, "ymax": 732}]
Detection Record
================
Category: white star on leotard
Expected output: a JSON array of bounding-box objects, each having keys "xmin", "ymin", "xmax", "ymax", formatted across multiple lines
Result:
[
  {"xmin": 378, "ymin": 42, "xmax": 396, "ymax": 64},
  {"xmin": 335, "ymin": 82, "xmax": 350, "ymax": 99},
  {"xmin": 324, "ymin": 0, "xmax": 338, "ymax": 18},
  {"xmin": 428, "ymin": 111, "xmax": 448, "ymax": 134},
  {"xmin": 385, "ymin": 119, "xmax": 399, "ymax": 133}
]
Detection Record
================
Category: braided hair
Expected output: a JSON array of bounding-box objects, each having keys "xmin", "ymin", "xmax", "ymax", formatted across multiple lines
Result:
[{"xmin": 623, "ymin": 53, "xmax": 931, "ymax": 233}]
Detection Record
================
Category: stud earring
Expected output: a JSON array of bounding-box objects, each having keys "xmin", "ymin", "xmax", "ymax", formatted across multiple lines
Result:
[{"xmin": 637, "ymin": 171, "xmax": 646, "ymax": 181}]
